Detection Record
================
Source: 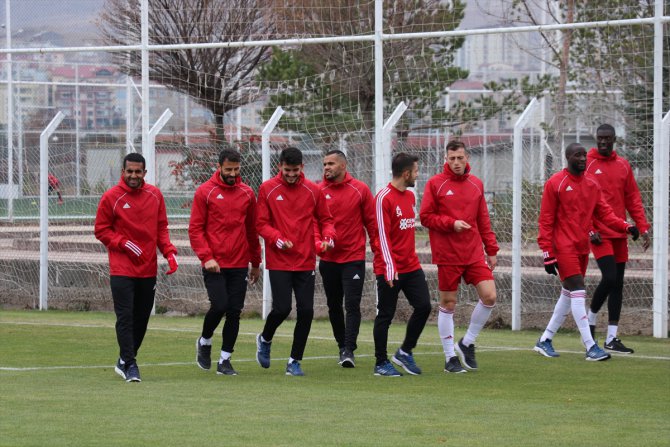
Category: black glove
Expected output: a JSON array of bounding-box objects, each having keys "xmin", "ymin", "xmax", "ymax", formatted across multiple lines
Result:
[
  {"xmin": 627, "ymin": 225, "xmax": 640, "ymax": 241},
  {"xmin": 543, "ymin": 255, "xmax": 558, "ymax": 276},
  {"xmin": 589, "ymin": 231, "xmax": 602, "ymax": 245}
]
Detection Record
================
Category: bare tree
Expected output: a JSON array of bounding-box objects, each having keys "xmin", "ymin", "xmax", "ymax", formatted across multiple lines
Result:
[{"xmin": 99, "ymin": 0, "xmax": 275, "ymax": 143}]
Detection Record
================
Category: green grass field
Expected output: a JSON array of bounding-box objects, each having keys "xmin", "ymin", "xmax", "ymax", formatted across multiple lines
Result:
[{"xmin": 1, "ymin": 310, "xmax": 669, "ymax": 447}]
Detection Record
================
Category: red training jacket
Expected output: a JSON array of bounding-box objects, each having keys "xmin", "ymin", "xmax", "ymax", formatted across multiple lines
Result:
[
  {"xmin": 314, "ymin": 172, "xmax": 380, "ymax": 263},
  {"xmin": 257, "ymin": 172, "xmax": 335, "ymax": 271},
  {"xmin": 188, "ymin": 171, "xmax": 261, "ymax": 269},
  {"xmin": 586, "ymin": 148, "xmax": 650, "ymax": 239},
  {"xmin": 538, "ymin": 169, "xmax": 630, "ymax": 258},
  {"xmin": 374, "ymin": 183, "xmax": 421, "ymax": 281},
  {"xmin": 94, "ymin": 177, "xmax": 176, "ymax": 278},
  {"xmin": 420, "ymin": 163, "xmax": 499, "ymax": 265}
]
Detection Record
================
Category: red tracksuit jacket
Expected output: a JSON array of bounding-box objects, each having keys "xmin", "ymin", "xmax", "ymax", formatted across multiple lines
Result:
[
  {"xmin": 314, "ymin": 172, "xmax": 379, "ymax": 263},
  {"xmin": 420, "ymin": 163, "xmax": 499, "ymax": 265},
  {"xmin": 94, "ymin": 177, "xmax": 176, "ymax": 278},
  {"xmin": 586, "ymin": 148, "xmax": 650, "ymax": 239},
  {"xmin": 188, "ymin": 171, "xmax": 261, "ymax": 269},
  {"xmin": 538, "ymin": 169, "xmax": 630, "ymax": 258},
  {"xmin": 257, "ymin": 172, "xmax": 336, "ymax": 271},
  {"xmin": 374, "ymin": 183, "xmax": 421, "ymax": 281}
]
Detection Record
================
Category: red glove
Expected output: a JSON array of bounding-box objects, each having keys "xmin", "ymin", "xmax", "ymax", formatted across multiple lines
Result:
[
  {"xmin": 166, "ymin": 253, "xmax": 178, "ymax": 275},
  {"xmin": 121, "ymin": 239, "xmax": 145, "ymax": 265}
]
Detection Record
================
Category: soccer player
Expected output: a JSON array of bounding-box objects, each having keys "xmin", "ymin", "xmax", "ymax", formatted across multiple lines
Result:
[
  {"xmin": 48, "ymin": 173, "xmax": 64, "ymax": 205},
  {"xmin": 586, "ymin": 124, "xmax": 651, "ymax": 353},
  {"xmin": 420, "ymin": 140, "xmax": 499, "ymax": 374},
  {"xmin": 534, "ymin": 143, "xmax": 638, "ymax": 361},
  {"xmin": 94, "ymin": 152, "xmax": 178, "ymax": 382},
  {"xmin": 315, "ymin": 150, "xmax": 379, "ymax": 368},
  {"xmin": 373, "ymin": 152, "xmax": 432, "ymax": 377},
  {"xmin": 190, "ymin": 148, "xmax": 261, "ymax": 376},
  {"xmin": 255, "ymin": 147, "xmax": 336, "ymax": 376}
]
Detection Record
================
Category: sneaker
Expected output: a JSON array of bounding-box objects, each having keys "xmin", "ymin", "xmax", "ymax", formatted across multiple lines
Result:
[
  {"xmin": 585, "ymin": 344, "xmax": 612, "ymax": 361},
  {"xmin": 444, "ymin": 356, "xmax": 467, "ymax": 374},
  {"xmin": 533, "ymin": 339, "xmax": 560, "ymax": 358},
  {"xmin": 125, "ymin": 362, "xmax": 141, "ymax": 382},
  {"xmin": 216, "ymin": 359, "xmax": 238, "ymax": 376},
  {"xmin": 285, "ymin": 360, "xmax": 305, "ymax": 376},
  {"xmin": 604, "ymin": 337, "xmax": 634, "ymax": 354},
  {"xmin": 391, "ymin": 349, "xmax": 421, "ymax": 375},
  {"xmin": 339, "ymin": 349, "xmax": 355, "ymax": 368},
  {"xmin": 256, "ymin": 333, "xmax": 271, "ymax": 369},
  {"xmin": 196, "ymin": 338, "xmax": 212, "ymax": 370},
  {"xmin": 114, "ymin": 358, "xmax": 126, "ymax": 380},
  {"xmin": 373, "ymin": 360, "xmax": 402, "ymax": 377},
  {"xmin": 455, "ymin": 338, "xmax": 478, "ymax": 370}
]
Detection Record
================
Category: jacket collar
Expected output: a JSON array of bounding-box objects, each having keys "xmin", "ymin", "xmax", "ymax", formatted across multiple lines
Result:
[
  {"xmin": 212, "ymin": 170, "xmax": 242, "ymax": 188},
  {"xmin": 322, "ymin": 171, "xmax": 353, "ymax": 186},
  {"xmin": 588, "ymin": 147, "xmax": 618, "ymax": 161},
  {"xmin": 275, "ymin": 170, "xmax": 305, "ymax": 186},
  {"xmin": 443, "ymin": 162, "xmax": 470, "ymax": 181},
  {"xmin": 117, "ymin": 175, "xmax": 145, "ymax": 193}
]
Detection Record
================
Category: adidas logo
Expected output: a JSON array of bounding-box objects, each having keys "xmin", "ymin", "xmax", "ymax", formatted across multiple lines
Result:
[
  {"xmin": 353, "ymin": 274, "xmax": 360, "ymax": 280},
  {"xmin": 446, "ymin": 190, "xmax": 454, "ymax": 196},
  {"xmin": 216, "ymin": 194, "xmax": 224, "ymax": 199},
  {"xmin": 276, "ymin": 195, "xmax": 284, "ymax": 201},
  {"xmin": 325, "ymin": 194, "xmax": 332, "ymax": 199},
  {"xmin": 123, "ymin": 203, "xmax": 131, "ymax": 209},
  {"xmin": 595, "ymin": 169, "xmax": 602, "ymax": 174},
  {"xmin": 566, "ymin": 186, "xmax": 573, "ymax": 191}
]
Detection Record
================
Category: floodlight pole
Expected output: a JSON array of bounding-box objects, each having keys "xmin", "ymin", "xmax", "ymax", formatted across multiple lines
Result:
[
  {"xmin": 511, "ymin": 98, "xmax": 538, "ymax": 330},
  {"xmin": 39, "ymin": 111, "xmax": 65, "ymax": 310},
  {"xmin": 261, "ymin": 106, "xmax": 284, "ymax": 319}
]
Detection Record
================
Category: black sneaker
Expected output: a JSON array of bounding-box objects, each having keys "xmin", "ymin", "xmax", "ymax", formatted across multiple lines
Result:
[
  {"xmin": 125, "ymin": 362, "xmax": 141, "ymax": 382},
  {"xmin": 444, "ymin": 356, "xmax": 467, "ymax": 374},
  {"xmin": 456, "ymin": 338, "xmax": 478, "ymax": 370},
  {"xmin": 216, "ymin": 359, "xmax": 238, "ymax": 376},
  {"xmin": 114, "ymin": 358, "xmax": 126, "ymax": 380},
  {"xmin": 196, "ymin": 338, "xmax": 212, "ymax": 370},
  {"xmin": 339, "ymin": 349, "xmax": 355, "ymax": 368},
  {"xmin": 604, "ymin": 337, "xmax": 634, "ymax": 354}
]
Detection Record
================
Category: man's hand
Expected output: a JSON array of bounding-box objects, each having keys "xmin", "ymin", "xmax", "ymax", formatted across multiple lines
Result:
[
  {"xmin": 248, "ymin": 266, "xmax": 261, "ymax": 285},
  {"xmin": 277, "ymin": 239, "xmax": 293, "ymax": 250},
  {"xmin": 122, "ymin": 239, "xmax": 145, "ymax": 265},
  {"xmin": 589, "ymin": 231, "xmax": 602, "ymax": 245},
  {"xmin": 166, "ymin": 253, "xmax": 178, "ymax": 275},
  {"xmin": 486, "ymin": 255, "xmax": 497, "ymax": 271},
  {"xmin": 319, "ymin": 237, "xmax": 335, "ymax": 253},
  {"xmin": 453, "ymin": 220, "xmax": 472, "ymax": 232},
  {"xmin": 543, "ymin": 253, "xmax": 558, "ymax": 276},
  {"xmin": 386, "ymin": 272, "xmax": 399, "ymax": 288},
  {"xmin": 204, "ymin": 259, "xmax": 220, "ymax": 273},
  {"xmin": 626, "ymin": 225, "xmax": 640, "ymax": 241},
  {"xmin": 641, "ymin": 231, "xmax": 651, "ymax": 251}
]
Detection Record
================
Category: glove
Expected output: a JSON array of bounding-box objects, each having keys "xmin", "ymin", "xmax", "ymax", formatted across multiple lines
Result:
[
  {"xmin": 121, "ymin": 239, "xmax": 145, "ymax": 265},
  {"xmin": 589, "ymin": 230, "xmax": 602, "ymax": 245},
  {"xmin": 543, "ymin": 252, "xmax": 558, "ymax": 276},
  {"xmin": 627, "ymin": 225, "xmax": 640, "ymax": 241},
  {"xmin": 166, "ymin": 253, "xmax": 178, "ymax": 275}
]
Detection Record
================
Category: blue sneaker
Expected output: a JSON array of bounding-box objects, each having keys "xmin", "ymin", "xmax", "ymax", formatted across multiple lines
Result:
[
  {"xmin": 256, "ymin": 333, "xmax": 271, "ymax": 369},
  {"xmin": 374, "ymin": 360, "xmax": 402, "ymax": 377},
  {"xmin": 125, "ymin": 362, "xmax": 141, "ymax": 382},
  {"xmin": 585, "ymin": 344, "xmax": 611, "ymax": 362},
  {"xmin": 391, "ymin": 349, "xmax": 421, "ymax": 375},
  {"xmin": 285, "ymin": 360, "xmax": 305, "ymax": 376},
  {"xmin": 533, "ymin": 339, "xmax": 560, "ymax": 358},
  {"xmin": 114, "ymin": 358, "xmax": 126, "ymax": 380}
]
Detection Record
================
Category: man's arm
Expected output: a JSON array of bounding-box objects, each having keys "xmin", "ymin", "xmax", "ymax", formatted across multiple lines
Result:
[
  {"xmin": 245, "ymin": 190, "xmax": 262, "ymax": 268},
  {"xmin": 476, "ymin": 190, "xmax": 499, "ymax": 258},
  {"xmin": 376, "ymin": 192, "xmax": 397, "ymax": 284},
  {"xmin": 419, "ymin": 180, "xmax": 456, "ymax": 232},
  {"xmin": 361, "ymin": 185, "xmax": 381, "ymax": 258},
  {"xmin": 156, "ymin": 190, "xmax": 177, "ymax": 258},
  {"xmin": 188, "ymin": 188, "xmax": 214, "ymax": 265},
  {"xmin": 94, "ymin": 193, "xmax": 125, "ymax": 250},
  {"xmin": 314, "ymin": 190, "xmax": 336, "ymax": 252},
  {"xmin": 624, "ymin": 164, "xmax": 651, "ymax": 249},
  {"xmin": 594, "ymin": 194, "xmax": 632, "ymax": 235},
  {"xmin": 537, "ymin": 181, "xmax": 557, "ymax": 259}
]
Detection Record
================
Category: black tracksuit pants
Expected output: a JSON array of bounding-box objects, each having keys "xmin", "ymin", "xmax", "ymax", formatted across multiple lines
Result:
[
  {"xmin": 110, "ymin": 276, "xmax": 156, "ymax": 364},
  {"xmin": 200, "ymin": 268, "xmax": 248, "ymax": 353}
]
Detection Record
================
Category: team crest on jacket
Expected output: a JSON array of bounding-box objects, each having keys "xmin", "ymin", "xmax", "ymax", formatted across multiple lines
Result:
[{"xmin": 395, "ymin": 205, "xmax": 403, "ymax": 217}]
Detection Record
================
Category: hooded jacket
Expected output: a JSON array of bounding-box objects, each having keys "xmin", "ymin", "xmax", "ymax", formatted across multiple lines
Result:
[
  {"xmin": 420, "ymin": 163, "xmax": 498, "ymax": 265},
  {"xmin": 95, "ymin": 177, "xmax": 176, "ymax": 278},
  {"xmin": 188, "ymin": 171, "xmax": 261, "ymax": 269}
]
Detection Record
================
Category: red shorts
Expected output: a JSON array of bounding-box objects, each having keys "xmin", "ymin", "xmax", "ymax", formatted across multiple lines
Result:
[
  {"xmin": 591, "ymin": 238, "xmax": 628, "ymax": 263},
  {"xmin": 555, "ymin": 252, "xmax": 589, "ymax": 281},
  {"xmin": 438, "ymin": 259, "xmax": 494, "ymax": 292}
]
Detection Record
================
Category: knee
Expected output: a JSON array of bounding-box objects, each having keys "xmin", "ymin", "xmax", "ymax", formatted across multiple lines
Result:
[
  {"xmin": 296, "ymin": 307, "xmax": 314, "ymax": 321},
  {"xmin": 479, "ymin": 293, "xmax": 497, "ymax": 307},
  {"xmin": 272, "ymin": 303, "xmax": 292, "ymax": 319},
  {"xmin": 209, "ymin": 300, "xmax": 228, "ymax": 315},
  {"xmin": 414, "ymin": 300, "xmax": 432, "ymax": 318},
  {"xmin": 226, "ymin": 307, "xmax": 242, "ymax": 320}
]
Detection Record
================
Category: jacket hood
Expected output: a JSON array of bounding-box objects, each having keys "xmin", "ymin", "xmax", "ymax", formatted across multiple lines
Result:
[
  {"xmin": 322, "ymin": 171, "xmax": 353, "ymax": 185},
  {"xmin": 589, "ymin": 147, "xmax": 618, "ymax": 161},
  {"xmin": 211, "ymin": 170, "xmax": 242, "ymax": 188},
  {"xmin": 117, "ymin": 175, "xmax": 146, "ymax": 192},
  {"xmin": 443, "ymin": 162, "xmax": 471, "ymax": 181},
  {"xmin": 275, "ymin": 170, "xmax": 305, "ymax": 186}
]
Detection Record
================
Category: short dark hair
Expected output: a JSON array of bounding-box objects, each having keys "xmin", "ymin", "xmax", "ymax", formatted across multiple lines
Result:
[
  {"xmin": 325, "ymin": 149, "xmax": 347, "ymax": 161},
  {"xmin": 123, "ymin": 152, "xmax": 146, "ymax": 170},
  {"xmin": 218, "ymin": 148, "xmax": 241, "ymax": 165},
  {"xmin": 446, "ymin": 140, "xmax": 466, "ymax": 152},
  {"xmin": 391, "ymin": 152, "xmax": 419, "ymax": 178},
  {"xmin": 279, "ymin": 147, "xmax": 303, "ymax": 165},
  {"xmin": 565, "ymin": 142, "xmax": 585, "ymax": 157},
  {"xmin": 596, "ymin": 123, "xmax": 616, "ymax": 135}
]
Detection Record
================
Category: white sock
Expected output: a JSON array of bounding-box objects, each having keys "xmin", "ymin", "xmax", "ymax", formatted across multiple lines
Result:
[
  {"xmin": 462, "ymin": 300, "xmax": 494, "ymax": 346},
  {"xmin": 541, "ymin": 288, "xmax": 571, "ymax": 341},
  {"xmin": 199, "ymin": 337, "xmax": 212, "ymax": 346},
  {"xmin": 219, "ymin": 351, "xmax": 231, "ymax": 362},
  {"xmin": 288, "ymin": 357, "xmax": 297, "ymax": 364},
  {"xmin": 570, "ymin": 290, "xmax": 595, "ymax": 350},
  {"xmin": 587, "ymin": 310, "xmax": 598, "ymax": 326},
  {"xmin": 606, "ymin": 325, "xmax": 618, "ymax": 343},
  {"xmin": 438, "ymin": 306, "xmax": 455, "ymax": 359}
]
